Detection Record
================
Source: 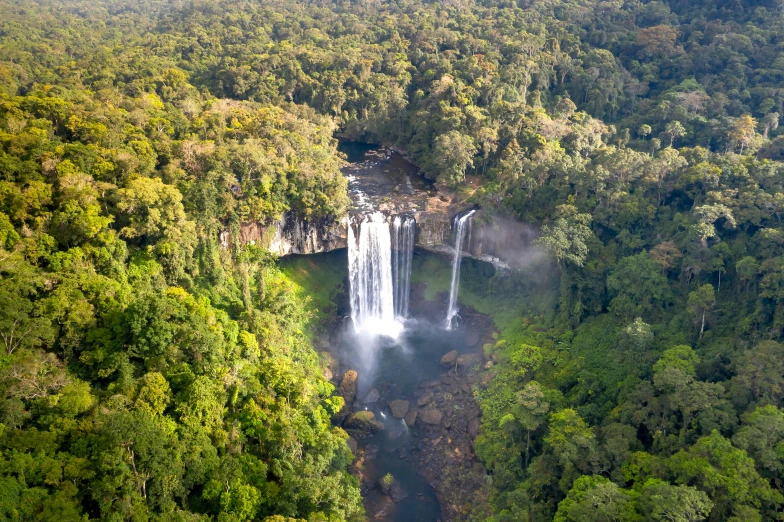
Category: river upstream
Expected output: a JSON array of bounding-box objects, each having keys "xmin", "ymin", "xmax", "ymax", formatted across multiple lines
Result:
[{"xmin": 282, "ymin": 143, "xmax": 494, "ymax": 521}]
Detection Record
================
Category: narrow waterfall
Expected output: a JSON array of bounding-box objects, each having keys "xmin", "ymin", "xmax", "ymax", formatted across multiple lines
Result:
[
  {"xmin": 348, "ymin": 212, "xmax": 402, "ymax": 337},
  {"xmin": 392, "ymin": 215, "xmax": 415, "ymax": 319},
  {"xmin": 444, "ymin": 210, "xmax": 476, "ymax": 330}
]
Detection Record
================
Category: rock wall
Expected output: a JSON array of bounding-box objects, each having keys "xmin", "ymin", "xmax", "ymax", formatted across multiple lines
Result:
[
  {"xmin": 238, "ymin": 213, "xmax": 348, "ymax": 256},
  {"xmin": 237, "ymin": 210, "xmax": 540, "ymax": 270}
]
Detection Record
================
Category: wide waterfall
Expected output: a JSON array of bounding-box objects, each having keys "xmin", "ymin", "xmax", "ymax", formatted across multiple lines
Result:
[
  {"xmin": 392, "ymin": 215, "xmax": 415, "ymax": 319},
  {"xmin": 348, "ymin": 212, "xmax": 403, "ymax": 338},
  {"xmin": 444, "ymin": 210, "xmax": 475, "ymax": 330}
]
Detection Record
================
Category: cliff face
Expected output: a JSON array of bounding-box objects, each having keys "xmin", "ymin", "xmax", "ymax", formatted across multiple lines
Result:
[
  {"xmin": 238, "ymin": 214, "xmax": 349, "ymax": 256},
  {"xmin": 243, "ymin": 209, "xmax": 537, "ymax": 270}
]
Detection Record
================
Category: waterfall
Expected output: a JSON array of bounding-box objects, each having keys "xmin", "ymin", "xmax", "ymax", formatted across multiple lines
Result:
[
  {"xmin": 392, "ymin": 215, "xmax": 415, "ymax": 319},
  {"xmin": 445, "ymin": 210, "xmax": 475, "ymax": 330},
  {"xmin": 348, "ymin": 212, "xmax": 402, "ymax": 338}
]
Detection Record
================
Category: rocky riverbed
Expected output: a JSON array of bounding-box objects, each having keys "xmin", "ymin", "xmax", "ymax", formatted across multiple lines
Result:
[{"xmin": 322, "ymin": 285, "xmax": 494, "ymax": 521}]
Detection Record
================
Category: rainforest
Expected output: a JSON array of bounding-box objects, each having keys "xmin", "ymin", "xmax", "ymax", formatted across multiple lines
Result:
[{"xmin": 2, "ymin": 0, "xmax": 784, "ymax": 521}]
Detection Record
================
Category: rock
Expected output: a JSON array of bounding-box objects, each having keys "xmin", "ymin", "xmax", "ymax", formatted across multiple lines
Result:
[
  {"xmin": 420, "ymin": 407, "xmax": 443, "ymax": 425},
  {"xmin": 440, "ymin": 350, "xmax": 459, "ymax": 366},
  {"xmin": 404, "ymin": 408, "xmax": 418, "ymax": 427},
  {"xmin": 468, "ymin": 418, "xmax": 481, "ymax": 438},
  {"xmin": 417, "ymin": 391, "xmax": 433, "ymax": 406},
  {"xmin": 347, "ymin": 437, "xmax": 358, "ymax": 455},
  {"xmin": 442, "ymin": 417, "xmax": 452, "ymax": 429},
  {"xmin": 388, "ymin": 421, "xmax": 408, "ymax": 440},
  {"xmin": 466, "ymin": 329, "xmax": 481, "ymax": 348},
  {"xmin": 378, "ymin": 475, "xmax": 408, "ymax": 503},
  {"xmin": 389, "ymin": 400, "xmax": 410, "ymax": 419},
  {"xmin": 372, "ymin": 497, "xmax": 394, "ymax": 519},
  {"xmin": 344, "ymin": 411, "xmax": 384, "ymax": 434},
  {"xmin": 339, "ymin": 369, "xmax": 358, "ymax": 403},
  {"xmin": 364, "ymin": 388, "xmax": 380, "ymax": 403},
  {"xmin": 322, "ymin": 366, "xmax": 333, "ymax": 381},
  {"xmin": 457, "ymin": 353, "xmax": 481, "ymax": 368}
]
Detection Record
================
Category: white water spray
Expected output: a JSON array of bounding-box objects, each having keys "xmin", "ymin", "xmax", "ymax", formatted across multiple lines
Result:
[
  {"xmin": 392, "ymin": 215, "xmax": 415, "ymax": 319},
  {"xmin": 348, "ymin": 213, "xmax": 403, "ymax": 338},
  {"xmin": 444, "ymin": 210, "xmax": 475, "ymax": 330}
]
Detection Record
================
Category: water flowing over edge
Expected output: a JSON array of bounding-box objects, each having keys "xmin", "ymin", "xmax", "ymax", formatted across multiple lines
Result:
[
  {"xmin": 445, "ymin": 210, "xmax": 475, "ymax": 330},
  {"xmin": 392, "ymin": 215, "xmax": 415, "ymax": 320},
  {"xmin": 349, "ymin": 212, "xmax": 413, "ymax": 338}
]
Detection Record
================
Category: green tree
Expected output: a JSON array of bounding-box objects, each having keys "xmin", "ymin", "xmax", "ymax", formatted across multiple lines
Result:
[
  {"xmin": 536, "ymin": 205, "xmax": 593, "ymax": 268},
  {"xmin": 554, "ymin": 475, "xmax": 638, "ymax": 522},
  {"xmin": 636, "ymin": 479, "xmax": 713, "ymax": 522},
  {"xmin": 430, "ymin": 131, "xmax": 477, "ymax": 185}
]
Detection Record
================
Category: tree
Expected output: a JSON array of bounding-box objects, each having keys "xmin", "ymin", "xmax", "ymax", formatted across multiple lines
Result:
[
  {"xmin": 536, "ymin": 204, "xmax": 593, "ymax": 268},
  {"xmin": 554, "ymin": 475, "xmax": 637, "ymax": 522},
  {"xmin": 476, "ymin": 126, "xmax": 499, "ymax": 176},
  {"xmin": 544, "ymin": 409, "xmax": 598, "ymax": 492},
  {"xmin": 115, "ymin": 177, "xmax": 195, "ymax": 280},
  {"xmin": 693, "ymin": 204, "xmax": 736, "ymax": 242},
  {"xmin": 736, "ymin": 257, "xmax": 760, "ymax": 293},
  {"xmin": 731, "ymin": 341, "xmax": 784, "ymax": 409},
  {"xmin": 514, "ymin": 381, "xmax": 550, "ymax": 469},
  {"xmin": 664, "ymin": 121, "xmax": 686, "ymax": 146},
  {"xmin": 618, "ymin": 317, "xmax": 654, "ymax": 366},
  {"xmin": 730, "ymin": 115, "xmax": 757, "ymax": 154},
  {"xmin": 652, "ymin": 346, "xmax": 726, "ymax": 443},
  {"xmin": 733, "ymin": 405, "xmax": 784, "ymax": 487},
  {"xmin": 667, "ymin": 431, "xmax": 782, "ymax": 520},
  {"xmin": 430, "ymin": 131, "xmax": 477, "ymax": 185},
  {"xmin": 636, "ymin": 479, "xmax": 713, "ymax": 522},
  {"xmin": 637, "ymin": 25, "xmax": 678, "ymax": 59},
  {"xmin": 607, "ymin": 253, "xmax": 670, "ymax": 321},
  {"xmin": 687, "ymin": 285, "xmax": 715, "ymax": 340},
  {"xmin": 0, "ymin": 264, "xmax": 55, "ymax": 355},
  {"xmin": 761, "ymin": 112, "xmax": 779, "ymax": 138}
]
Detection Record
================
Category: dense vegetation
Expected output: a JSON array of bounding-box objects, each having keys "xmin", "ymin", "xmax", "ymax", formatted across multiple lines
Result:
[{"xmin": 4, "ymin": 0, "xmax": 784, "ymax": 520}]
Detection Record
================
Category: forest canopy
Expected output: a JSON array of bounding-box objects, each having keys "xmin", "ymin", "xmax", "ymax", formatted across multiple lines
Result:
[{"xmin": 2, "ymin": 0, "xmax": 784, "ymax": 521}]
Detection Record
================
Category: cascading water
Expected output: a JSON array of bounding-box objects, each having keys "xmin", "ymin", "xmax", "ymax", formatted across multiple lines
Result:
[
  {"xmin": 391, "ymin": 215, "xmax": 415, "ymax": 319},
  {"xmin": 348, "ymin": 212, "xmax": 403, "ymax": 338},
  {"xmin": 444, "ymin": 210, "xmax": 476, "ymax": 330}
]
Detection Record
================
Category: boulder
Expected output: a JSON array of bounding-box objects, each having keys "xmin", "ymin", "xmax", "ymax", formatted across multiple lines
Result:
[
  {"xmin": 339, "ymin": 369, "xmax": 358, "ymax": 403},
  {"xmin": 344, "ymin": 411, "xmax": 383, "ymax": 434},
  {"xmin": 364, "ymin": 388, "xmax": 380, "ymax": 403},
  {"xmin": 419, "ymin": 407, "xmax": 443, "ymax": 425},
  {"xmin": 417, "ymin": 391, "xmax": 433, "ymax": 406},
  {"xmin": 404, "ymin": 408, "xmax": 418, "ymax": 427},
  {"xmin": 389, "ymin": 400, "xmax": 410, "ymax": 419},
  {"xmin": 457, "ymin": 353, "xmax": 481, "ymax": 368},
  {"xmin": 347, "ymin": 436, "xmax": 358, "ymax": 455},
  {"xmin": 322, "ymin": 366, "xmax": 333, "ymax": 381},
  {"xmin": 468, "ymin": 418, "xmax": 481, "ymax": 438},
  {"xmin": 440, "ymin": 350, "xmax": 459, "ymax": 366},
  {"xmin": 379, "ymin": 475, "xmax": 408, "ymax": 503}
]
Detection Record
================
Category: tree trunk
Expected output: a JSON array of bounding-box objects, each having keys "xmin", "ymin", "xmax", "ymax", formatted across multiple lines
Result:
[{"xmin": 699, "ymin": 310, "xmax": 705, "ymax": 341}]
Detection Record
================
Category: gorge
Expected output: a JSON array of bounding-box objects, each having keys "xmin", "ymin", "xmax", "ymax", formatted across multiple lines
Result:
[{"xmin": 278, "ymin": 143, "xmax": 509, "ymax": 521}]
